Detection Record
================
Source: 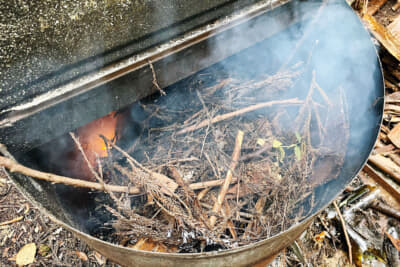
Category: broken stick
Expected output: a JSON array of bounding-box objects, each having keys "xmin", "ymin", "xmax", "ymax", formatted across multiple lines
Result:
[
  {"xmin": 209, "ymin": 130, "xmax": 244, "ymax": 227},
  {"xmin": 0, "ymin": 156, "xmax": 141, "ymax": 194}
]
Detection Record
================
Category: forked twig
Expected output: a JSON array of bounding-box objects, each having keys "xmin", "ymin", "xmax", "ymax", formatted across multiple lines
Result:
[
  {"xmin": 209, "ymin": 130, "xmax": 244, "ymax": 227},
  {"xmin": 149, "ymin": 61, "xmax": 166, "ymax": 96}
]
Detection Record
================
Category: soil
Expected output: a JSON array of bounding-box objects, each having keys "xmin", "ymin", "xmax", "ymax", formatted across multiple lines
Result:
[{"xmin": 0, "ymin": 169, "xmax": 114, "ymax": 267}]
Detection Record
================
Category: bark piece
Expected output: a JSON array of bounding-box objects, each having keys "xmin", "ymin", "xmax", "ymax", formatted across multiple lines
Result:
[
  {"xmin": 368, "ymin": 154, "xmax": 400, "ymax": 183},
  {"xmin": 388, "ymin": 13, "xmax": 400, "ymax": 40},
  {"xmin": 367, "ymin": 0, "xmax": 389, "ymax": 15},
  {"xmin": 388, "ymin": 123, "xmax": 400, "ymax": 148}
]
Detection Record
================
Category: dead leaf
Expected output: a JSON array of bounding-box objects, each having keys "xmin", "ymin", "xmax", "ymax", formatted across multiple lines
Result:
[
  {"xmin": 23, "ymin": 203, "xmax": 30, "ymax": 214},
  {"xmin": 16, "ymin": 243, "xmax": 36, "ymax": 266},
  {"xmin": 94, "ymin": 251, "xmax": 106, "ymax": 265},
  {"xmin": 388, "ymin": 123, "xmax": 400, "ymax": 148},
  {"xmin": 385, "ymin": 231, "xmax": 400, "ymax": 252},
  {"xmin": 363, "ymin": 14, "xmax": 400, "ymax": 61},
  {"xmin": 75, "ymin": 251, "xmax": 88, "ymax": 261},
  {"xmin": 2, "ymin": 247, "xmax": 9, "ymax": 258},
  {"xmin": 310, "ymin": 154, "xmax": 342, "ymax": 186},
  {"xmin": 314, "ymin": 231, "xmax": 328, "ymax": 243},
  {"xmin": 129, "ymin": 238, "xmax": 178, "ymax": 252}
]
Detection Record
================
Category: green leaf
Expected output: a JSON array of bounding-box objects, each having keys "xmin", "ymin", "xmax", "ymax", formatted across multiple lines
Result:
[
  {"xmin": 257, "ymin": 138, "xmax": 266, "ymax": 146},
  {"xmin": 295, "ymin": 132, "xmax": 302, "ymax": 143},
  {"xmin": 38, "ymin": 244, "xmax": 50, "ymax": 257},
  {"xmin": 272, "ymin": 139, "xmax": 282, "ymax": 148},
  {"xmin": 279, "ymin": 147, "xmax": 285, "ymax": 162},
  {"xmin": 294, "ymin": 145, "xmax": 301, "ymax": 161}
]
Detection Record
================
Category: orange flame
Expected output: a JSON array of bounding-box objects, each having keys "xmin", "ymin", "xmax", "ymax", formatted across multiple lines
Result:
[{"xmin": 73, "ymin": 111, "xmax": 119, "ymax": 180}]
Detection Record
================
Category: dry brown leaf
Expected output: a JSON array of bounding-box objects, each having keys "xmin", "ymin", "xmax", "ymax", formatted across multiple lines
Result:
[
  {"xmin": 15, "ymin": 243, "xmax": 36, "ymax": 266},
  {"xmin": 94, "ymin": 251, "xmax": 106, "ymax": 265},
  {"xmin": 2, "ymin": 247, "xmax": 10, "ymax": 258},
  {"xmin": 363, "ymin": 14, "xmax": 400, "ymax": 61},
  {"xmin": 385, "ymin": 231, "xmax": 400, "ymax": 252},
  {"xmin": 388, "ymin": 123, "xmax": 400, "ymax": 148},
  {"xmin": 129, "ymin": 238, "xmax": 178, "ymax": 253},
  {"xmin": 388, "ymin": 13, "xmax": 400, "ymax": 40},
  {"xmin": 75, "ymin": 250, "xmax": 88, "ymax": 261},
  {"xmin": 314, "ymin": 231, "xmax": 328, "ymax": 243}
]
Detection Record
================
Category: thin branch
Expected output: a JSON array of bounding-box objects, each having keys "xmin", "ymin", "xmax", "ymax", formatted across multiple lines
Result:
[
  {"xmin": 333, "ymin": 201, "xmax": 352, "ymax": 265},
  {"xmin": 177, "ymin": 98, "xmax": 303, "ymax": 135},
  {"xmin": 190, "ymin": 177, "xmax": 238, "ymax": 190},
  {"xmin": 370, "ymin": 200, "xmax": 400, "ymax": 220},
  {"xmin": 0, "ymin": 154, "xmax": 237, "ymax": 195},
  {"xmin": 0, "ymin": 216, "xmax": 23, "ymax": 226},
  {"xmin": 149, "ymin": 61, "xmax": 166, "ymax": 95},
  {"xmin": 0, "ymin": 156, "xmax": 141, "ymax": 194}
]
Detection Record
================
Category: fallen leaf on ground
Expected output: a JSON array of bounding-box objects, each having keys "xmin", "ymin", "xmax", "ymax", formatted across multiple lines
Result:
[
  {"xmin": 2, "ymin": 247, "xmax": 10, "ymax": 258},
  {"xmin": 16, "ymin": 243, "xmax": 36, "ymax": 266}
]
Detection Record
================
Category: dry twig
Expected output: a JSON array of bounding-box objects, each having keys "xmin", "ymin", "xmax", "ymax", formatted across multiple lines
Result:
[
  {"xmin": 177, "ymin": 99, "xmax": 302, "ymax": 135},
  {"xmin": 0, "ymin": 216, "xmax": 23, "ymax": 226},
  {"xmin": 149, "ymin": 61, "xmax": 166, "ymax": 96},
  {"xmin": 209, "ymin": 130, "xmax": 244, "ymax": 227},
  {"xmin": 333, "ymin": 201, "xmax": 352, "ymax": 265},
  {"xmin": 0, "ymin": 156, "xmax": 141, "ymax": 194}
]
